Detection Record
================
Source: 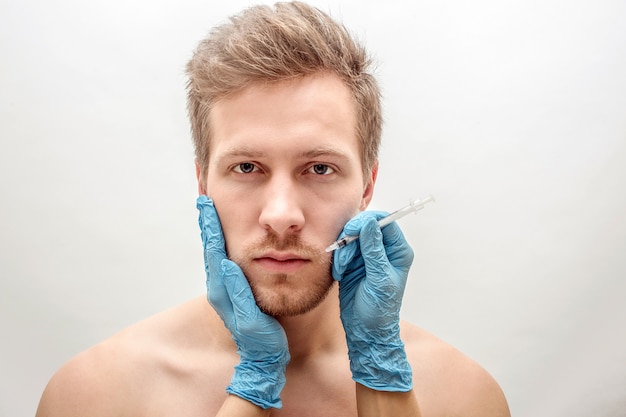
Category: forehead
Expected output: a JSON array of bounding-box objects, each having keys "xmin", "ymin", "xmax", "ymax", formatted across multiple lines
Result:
[{"xmin": 208, "ymin": 73, "xmax": 361, "ymax": 162}]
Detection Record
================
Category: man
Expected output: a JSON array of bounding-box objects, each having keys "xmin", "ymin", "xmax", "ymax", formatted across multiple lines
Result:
[{"xmin": 36, "ymin": 2, "xmax": 510, "ymax": 416}]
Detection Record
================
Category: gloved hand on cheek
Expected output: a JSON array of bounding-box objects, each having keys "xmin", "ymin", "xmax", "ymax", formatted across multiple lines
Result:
[
  {"xmin": 197, "ymin": 195, "xmax": 290, "ymax": 409},
  {"xmin": 332, "ymin": 211, "xmax": 414, "ymax": 392}
]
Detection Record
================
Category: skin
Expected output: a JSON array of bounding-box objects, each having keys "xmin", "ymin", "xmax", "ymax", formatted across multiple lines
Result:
[{"xmin": 36, "ymin": 73, "xmax": 510, "ymax": 417}]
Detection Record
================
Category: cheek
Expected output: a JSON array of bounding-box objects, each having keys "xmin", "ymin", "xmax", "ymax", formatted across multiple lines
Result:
[{"xmin": 315, "ymin": 192, "xmax": 364, "ymax": 240}]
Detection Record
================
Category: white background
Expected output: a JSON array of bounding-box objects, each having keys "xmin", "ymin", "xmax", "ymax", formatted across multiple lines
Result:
[{"xmin": 1, "ymin": 0, "xmax": 625, "ymax": 416}]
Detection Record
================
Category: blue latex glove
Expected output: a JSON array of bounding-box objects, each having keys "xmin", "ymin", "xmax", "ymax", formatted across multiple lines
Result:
[
  {"xmin": 332, "ymin": 211, "xmax": 414, "ymax": 392},
  {"xmin": 197, "ymin": 195, "xmax": 290, "ymax": 409}
]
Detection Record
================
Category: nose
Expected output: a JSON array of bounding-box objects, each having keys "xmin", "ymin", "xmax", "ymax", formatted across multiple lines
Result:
[{"xmin": 258, "ymin": 175, "xmax": 305, "ymax": 236}]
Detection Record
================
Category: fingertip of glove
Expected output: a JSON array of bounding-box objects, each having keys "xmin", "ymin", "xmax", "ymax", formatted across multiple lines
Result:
[
  {"xmin": 331, "ymin": 243, "xmax": 354, "ymax": 280},
  {"xmin": 331, "ymin": 266, "xmax": 343, "ymax": 282},
  {"xmin": 196, "ymin": 195, "xmax": 214, "ymax": 209},
  {"xmin": 220, "ymin": 258, "xmax": 238, "ymax": 275},
  {"xmin": 364, "ymin": 214, "xmax": 381, "ymax": 227},
  {"xmin": 220, "ymin": 260, "xmax": 251, "ymax": 292}
]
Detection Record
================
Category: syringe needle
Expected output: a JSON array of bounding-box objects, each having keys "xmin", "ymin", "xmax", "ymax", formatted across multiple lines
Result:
[{"xmin": 325, "ymin": 195, "xmax": 435, "ymax": 252}]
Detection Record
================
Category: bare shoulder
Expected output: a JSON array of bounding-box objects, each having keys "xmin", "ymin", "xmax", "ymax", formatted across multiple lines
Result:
[
  {"xmin": 36, "ymin": 296, "xmax": 236, "ymax": 417},
  {"xmin": 35, "ymin": 341, "xmax": 114, "ymax": 417},
  {"xmin": 400, "ymin": 321, "xmax": 511, "ymax": 417}
]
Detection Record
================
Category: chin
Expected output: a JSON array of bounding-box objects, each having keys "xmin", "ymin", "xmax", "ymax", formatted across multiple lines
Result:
[{"xmin": 251, "ymin": 275, "xmax": 335, "ymax": 317}]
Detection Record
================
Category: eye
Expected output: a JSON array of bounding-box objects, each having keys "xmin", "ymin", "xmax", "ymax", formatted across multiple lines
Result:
[
  {"xmin": 233, "ymin": 162, "xmax": 259, "ymax": 174},
  {"xmin": 308, "ymin": 164, "xmax": 335, "ymax": 175}
]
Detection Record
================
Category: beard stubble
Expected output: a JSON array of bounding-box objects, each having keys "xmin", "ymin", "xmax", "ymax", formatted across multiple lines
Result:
[{"xmin": 230, "ymin": 232, "xmax": 335, "ymax": 317}]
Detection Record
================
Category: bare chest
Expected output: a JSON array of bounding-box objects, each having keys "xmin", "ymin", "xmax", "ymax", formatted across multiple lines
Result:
[
  {"xmin": 272, "ymin": 369, "xmax": 358, "ymax": 417},
  {"xmin": 132, "ymin": 352, "xmax": 357, "ymax": 417}
]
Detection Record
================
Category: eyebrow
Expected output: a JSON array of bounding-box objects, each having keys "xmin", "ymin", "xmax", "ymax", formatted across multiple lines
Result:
[
  {"xmin": 216, "ymin": 146, "xmax": 352, "ymax": 162},
  {"xmin": 297, "ymin": 146, "xmax": 352, "ymax": 161},
  {"xmin": 216, "ymin": 147, "xmax": 267, "ymax": 160}
]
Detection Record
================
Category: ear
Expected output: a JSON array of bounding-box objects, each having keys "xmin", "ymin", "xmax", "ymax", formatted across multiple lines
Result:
[
  {"xmin": 195, "ymin": 160, "xmax": 207, "ymax": 195},
  {"xmin": 360, "ymin": 161, "xmax": 378, "ymax": 210}
]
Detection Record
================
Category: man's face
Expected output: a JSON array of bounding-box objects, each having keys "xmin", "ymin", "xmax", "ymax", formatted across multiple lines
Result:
[{"xmin": 199, "ymin": 73, "xmax": 376, "ymax": 317}]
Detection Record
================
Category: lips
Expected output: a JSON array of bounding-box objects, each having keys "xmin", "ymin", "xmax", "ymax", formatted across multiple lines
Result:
[{"xmin": 253, "ymin": 252, "xmax": 310, "ymax": 273}]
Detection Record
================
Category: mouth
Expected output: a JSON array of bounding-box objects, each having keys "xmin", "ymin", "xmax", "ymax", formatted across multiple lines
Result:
[{"xmin": 253, "ymin": 252, "xmax": 310, "ymax": 273}]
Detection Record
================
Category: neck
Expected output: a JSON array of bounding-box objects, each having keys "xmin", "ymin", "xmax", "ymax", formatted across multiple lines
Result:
[{"xmin": 276, "ymin": 284, "xmax": 346, "ymax": 361}]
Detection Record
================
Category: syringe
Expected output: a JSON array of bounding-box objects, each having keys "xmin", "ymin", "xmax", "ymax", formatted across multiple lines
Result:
[{"xmin": 325, "ymin": 195, "xmax": 435, "ymax": 252}]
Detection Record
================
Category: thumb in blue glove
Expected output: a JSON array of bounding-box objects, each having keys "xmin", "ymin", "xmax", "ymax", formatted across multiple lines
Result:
[
  {"xmin": 197, "ymin": 195, "xmax": 290, "ymax": 409},
  {"xmin": 332, "ymin": 211, "xmax": 414, "ymax": 392}
]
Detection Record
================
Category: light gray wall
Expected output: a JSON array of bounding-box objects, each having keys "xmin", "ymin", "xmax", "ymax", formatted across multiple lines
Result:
[{"xmin": 1, "ymin": 0, "xmax": 625, "ymax": 416}]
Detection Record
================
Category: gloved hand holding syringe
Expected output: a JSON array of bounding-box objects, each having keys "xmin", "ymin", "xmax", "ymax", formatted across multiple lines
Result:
[{"xmin": 325, "ymin": 195, "xmax": 435, "ymax": 252}]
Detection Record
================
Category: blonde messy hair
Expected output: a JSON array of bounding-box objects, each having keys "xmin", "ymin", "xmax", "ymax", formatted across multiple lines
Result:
[{"xmin": 186, "ymin": 1, "xmax": 381, "ymax": 182}]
